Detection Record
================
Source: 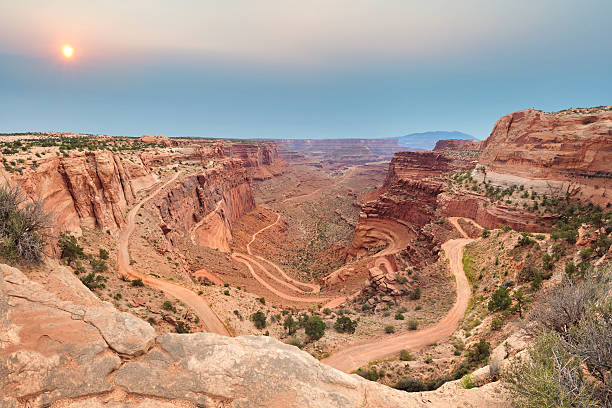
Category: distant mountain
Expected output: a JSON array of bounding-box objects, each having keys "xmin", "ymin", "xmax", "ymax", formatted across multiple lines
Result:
[{"xmin": 391, "ymin": 131, "xmax": 477, "ymax": 150}]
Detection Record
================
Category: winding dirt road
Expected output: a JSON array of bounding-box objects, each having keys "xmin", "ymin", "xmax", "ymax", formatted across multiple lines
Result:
[
  {"xmin": 117, "ymin": 172, "xmax": 231, "ymax": 336},
  {"xmin": 321, "ymin": 217, "xmax": 476, "ymax": 372},
  {"xmin": 230, "ymin": 211, "xmax": 351, "ymax": 305}
]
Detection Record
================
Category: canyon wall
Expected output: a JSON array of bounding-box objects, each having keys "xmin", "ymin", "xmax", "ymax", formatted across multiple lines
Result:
[
  {"xmin": 363, "ymin": 152, "xmax": 476, "ymax": 225},
  {"xmin": 156, "ymin": 159, "xmax": 256, "ymax": 252},
  {"xmin": 8, "ymin": 151, "xmax": 158, "ymax": 234},
  {"xmin": 276, "ymin": 138, "xmax": 404, "ymax": 167},
  {"xmin": 227, "ymin": 142, "xmax": 286, "ymax": 180},
  {"xmin": 478, "ymin": 107, "xmax": 612, "ymax": 206},
  {"xmin": 434, "ymin": 138, "xmax": 483, "ymax": 151}
]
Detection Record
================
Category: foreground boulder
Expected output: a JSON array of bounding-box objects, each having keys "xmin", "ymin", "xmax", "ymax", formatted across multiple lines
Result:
[{"xmin": 0, "ymin": 263, "xmax": 508, "ymax": 407}]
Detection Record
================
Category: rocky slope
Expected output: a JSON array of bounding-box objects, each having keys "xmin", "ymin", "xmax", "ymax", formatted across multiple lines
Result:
[
  {"xmin": 0, "ymin": 262, "xmax": 508, "ymax": 408},
  {"xmin": 478, "ymin": 107, "xmax": 612, "ymax": 206}
]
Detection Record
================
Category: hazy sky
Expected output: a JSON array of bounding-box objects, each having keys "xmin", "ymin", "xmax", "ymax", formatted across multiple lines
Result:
[{"xmin": 1, "ymin": 1, "xmax": 610, "ymax": 139}]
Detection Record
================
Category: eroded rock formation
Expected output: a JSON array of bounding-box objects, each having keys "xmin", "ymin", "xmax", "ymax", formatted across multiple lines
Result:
[
  {"xmin": 478, "ymin": 107, "xmax": 612, "ymax": 206},
  {"xmin": 157, "ymin": 160, "xmax": 256, "ymax": 252},
  {"xmin": 433, "ymin": 138, "xmax": 483, "ymax": 151},
  {"xmin": 11, "ymin": 151, "xmax": 158, "ymax": 234}
]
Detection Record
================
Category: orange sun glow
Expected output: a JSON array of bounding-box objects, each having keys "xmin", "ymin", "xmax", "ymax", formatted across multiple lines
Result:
[{"xmin": 62, "ymin": 45, "xmax": 74, "ymax": 58}]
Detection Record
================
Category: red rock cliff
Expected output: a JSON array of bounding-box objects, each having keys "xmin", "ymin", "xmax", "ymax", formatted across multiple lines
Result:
[
  {"xmin": 156, "ymin": 159, "xmax": 256, "ymax": 252},
  {"xmin": 9, "ymin": 151, "xmax": 158, "ymax": 234},
  {"xmin": 479, "ymin": 107, "xmax": 612, "ymax": 205}
]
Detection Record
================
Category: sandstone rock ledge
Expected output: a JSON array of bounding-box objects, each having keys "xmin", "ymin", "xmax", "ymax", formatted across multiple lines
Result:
[{"xmin": 0, "ymin": 264, "xmax": 508, "ymax": 408}]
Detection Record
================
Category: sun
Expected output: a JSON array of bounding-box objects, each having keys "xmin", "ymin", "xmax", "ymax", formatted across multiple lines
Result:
[{"xmin": 62, "ymin": 45, "xmax": 74, "ymax": 58}]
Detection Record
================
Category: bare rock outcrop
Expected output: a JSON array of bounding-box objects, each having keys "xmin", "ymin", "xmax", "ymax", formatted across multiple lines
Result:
[
  {"xmin": 433, "ymin": 138, "xmax": 483, "ymax": 151},
  {"xmin": 139, "ymin": 134, "xmax": 173, "ymax": 146},
  {"xmin": 10, "ymin": 151, "xmax": 158, "ymax": 234},
  {"xmin": 478, "ymin": 107, "xmax": 612, "ymax": 206},
  {"xmin": 1, "ymin": 262, "xmax": 509, "ymax": 408}
]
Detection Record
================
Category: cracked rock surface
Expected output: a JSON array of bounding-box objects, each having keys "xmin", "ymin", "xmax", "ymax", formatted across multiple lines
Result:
[{"xmin": 1, "ymin": 264, "xmax": 508, "ymax": 408}]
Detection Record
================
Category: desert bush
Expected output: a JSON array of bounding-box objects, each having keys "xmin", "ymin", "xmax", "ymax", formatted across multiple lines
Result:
[
  {"xmin": 399, "ymin": 350, "xmax": 413, "ymax": 361},
  {"xmin": 0, "ymin": 185, "xmax": 52, "ymax": 263},
  {"xmin": 283, "ymin": 315, "xmax": 297, "ymax": 334},
  {"xmin": 175, "ymin": 320, "xmax": 190, "ymax": 333},
  {"xmin": 251, "ymin": 311, "xmax": 267, "ymax": 329},
  {"xmin": 407, "ymin": 319, "xmax": 418, "ymax": 330},
  {"xmin": 58, "ymin": 232, "xmax": 84, "ymax": 265},
  {"xmin": 505, "ymin": 332, "xmax": 599, "ymax": 408},
  {"xmin": 356, "ymin": 367, "xmax": 379, "ymax": 381},
  {"xmin": 507, "ymin": 266, "xmax": 612, "ymax": 406},
  {"xmin": 491, "ymin": 317, "xmax": 503, "ymax": 331},
  {"xmin": 488, "ymin": 287, "xmax": 512, "ymax": 312},
  {"xmin": 304, "ymin": 315, "xmax": 325, "ymax": 340},
  {"xmin": 334, "ymin": 316, "xmax": 358, "ymax": 334},
  {"xmin": 162, "ymin": 300, "xmax": 176, "ymax": 312},
  {"xmin": 395, "ymin": 377, "xmax": 426, "ymax": 392},
  {"xmin": 131, "ymin": 278, "xmax": 144, "ymax": 287},
  {"xmin": 90, "ymin": 258, "xmax": 107, "ymax": 273},
  {"xmin": 394, "ymin": 312, "xmax": 405, "ymax": 320},
  {"xmin": 409, "ymin": 287, "xmax": 421, "ymax": 300},
  {"xmin": 80, "ymin": 272, "xmax": 106, "ymax": 290},
  {"xmin": 384, "ymin": 325, "xmax": 395, "ymax": 334},
  {"xmin": 99, "ymin": 248, "xmax": 109, "ymax": 259},
  {"xmin": 467, "ymin": 339, "xmax": 490, "ymax": 364}
]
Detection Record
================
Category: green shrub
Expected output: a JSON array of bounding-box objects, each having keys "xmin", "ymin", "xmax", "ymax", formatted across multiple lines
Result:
[
  {"xmin": 131, "ymin": 278, "xmax": 144, "ymax": 287},
  {"xmin": 399, "ymin": 349, "xmax": 413, "ymax": 361},
  {"xmin": 356, "ymin": 368, "xmax": 379, "ymax": 381},
  {"xmin": 304, "ymin": 315, "xmax": 325, "ymax": 340},
  {"xmin": 407, "ymin": 319, "xmax": 418, "ymax": 330},
  {"xmin": 467, "ymin": 339, "xmax": 490, "ymax": 364},
  {"xmin": 251, "ymin": 311, "xmax": 267, "ymax": 329},
  {"xmin": 99, "ymin": 248, "xmax": 109, "ymax": 259},
  {"xmin": 334, "ymin": 316, "xmax": 358, "ymax": 334},
  {"xmin": 283, "ymin": 315, "xmax": 297, "ymax": 334},
  {"xmin": 175, "ymin": 320, "xmax": 190, "ymax": 333},
  {"xmin": 162, "ymin": 300, "xmax": 176, "ymax": 312},
  {"xmin": 409, "ymin": 288, "xmax": 421, "ymax": 300},
  {"xmin": 384, "ymin": 325, "xmax": 395, "ymax": 334},
  {"xmin": 395, "ymin": 377, "xmax": 426, "ymax": 392},
  {"xmin": 460, "ymin": 374, "xmax": 474, "ymax": 389},
  {"xmin": 58, "ymin": 232, "xmax": 84, "ymax": 265},
  {"xmin": 0, "ymin": 186, "xmax": 52, "ymax": 264},
  {"xmin": 491, "ymin": 317, "xmax": 503, "ymax": 331},
  {"xmin": 90, "ymin": 258, "xmax": 107, "ymax": 273},
  {"xmin": 488, "ymin": 287, "xmax": 511, "ymax": 312},
  {"xmin": 80, "ymin": 272, "xmax": 106, "ymax": 290},
  {"xmin": 481, "ymin": 228, "xmax": 490, "ymax": 238},
  {"xmin": 394, "ymin": 312, "xmax": 405, "ymax": 320}
]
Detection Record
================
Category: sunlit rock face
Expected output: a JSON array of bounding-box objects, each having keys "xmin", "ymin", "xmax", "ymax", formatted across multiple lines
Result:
[{"xmin": 478, "ymin": 108, "xmax": 612, "ymax": 206}]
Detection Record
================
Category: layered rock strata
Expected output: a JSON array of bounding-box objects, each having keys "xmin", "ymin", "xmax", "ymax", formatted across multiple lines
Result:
[
  {"xmin": 478, "ymin": 107, "xmax": 612, "ymax": 206},
  {"xmin": 8, "ymin": 151, "xmax": 158, "ymax": 234},
  {"xmin": 157, "ymin": 159, "xmax": 256, "ymax": 252}
]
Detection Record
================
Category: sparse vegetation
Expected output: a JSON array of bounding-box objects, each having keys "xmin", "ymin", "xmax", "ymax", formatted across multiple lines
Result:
[{"xmin": 0, "ymin": 185, "xmax": 52, "ymax": 264}]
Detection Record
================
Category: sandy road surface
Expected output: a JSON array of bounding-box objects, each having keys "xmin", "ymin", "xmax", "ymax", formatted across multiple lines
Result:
[
  {"xmin": 116, "ymin": 172, "xmax": 231, "ymax": 336},
  {"xmin": 321, "ymin": 217, "xmax": 477, "ymax": 372}
]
